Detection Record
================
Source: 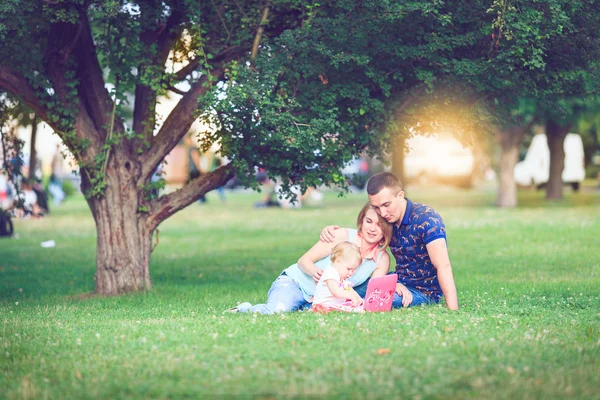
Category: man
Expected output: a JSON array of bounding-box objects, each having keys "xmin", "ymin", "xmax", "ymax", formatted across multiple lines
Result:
[{"xmin": 321, "ymin": 172, "xmax": 458, "ymax": 310}]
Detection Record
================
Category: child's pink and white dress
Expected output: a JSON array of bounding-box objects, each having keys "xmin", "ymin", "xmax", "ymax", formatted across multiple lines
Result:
[{"xmin": 312, "ymin": 266, "xmax": 364, "ymax": 313}]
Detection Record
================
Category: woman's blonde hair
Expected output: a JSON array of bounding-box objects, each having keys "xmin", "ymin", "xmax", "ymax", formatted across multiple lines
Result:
[
  {"xmin": 330, "ymin": 242, "xmax": 362, "ymax": 266},
  {"xmin": 356, "ymin": 202, "xmax": 393, "ymax": 249}
]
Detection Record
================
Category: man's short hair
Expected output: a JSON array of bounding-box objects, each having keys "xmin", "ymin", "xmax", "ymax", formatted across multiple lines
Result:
[{"xmin": 366, "ymin": 172, "xmax": 403, "ymax": 195}]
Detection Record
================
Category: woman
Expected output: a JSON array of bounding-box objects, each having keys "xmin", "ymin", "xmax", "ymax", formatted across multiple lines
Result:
[{"xmin": 227, "ymin": 202, "xmax": 393, "ymax": 314}]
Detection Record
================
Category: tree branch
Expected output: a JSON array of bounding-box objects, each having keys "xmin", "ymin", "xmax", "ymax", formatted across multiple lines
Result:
[
  {"xmin": 0, "ymin": 67, "xmax": 52, "ymax": 126},
  {"xmin": 211, "ymin": 0, "xmax": 231, "ymax": 43},
  {"xmin": 73, "ymin": 13, "xmax": 115, "ymax": 141},
  {"xmin": 166, "ymin": 85, "xmax": 188, "ymax": 96},
  {"xmin": 140, "ymin": 67, "xmax": 225, "ymax": 182},
  {"xmin": 43, "ymin": 10, "xmax": 104, "ymax": 164},
  {"xmin": 43, "ymin": 14, "xmax": 83, "ymax": 105},
  {"xmin": 172, "ymin": 58, "xmax": 201, "ymax": 81},
  {"xmin": 251, "ymin": 2, "xmax": 271, "ymax": 60},
  {"xmin": 0, "ymin": 66, "xmax": 102, "ymax": 166},
  {"xmin": 146, "ymin": 163, "xmax": 234, "ymax": 230},
  {"xmin": 133, "ymin": 4, "xmax": 186, "ymax": 144},
  {"xmin": 171, "ymin": 46, "xmax": 244, "ymax": 82},
  {"xmin": 157, "ymin": 5, "xmax": 186, "ymax": 63}
]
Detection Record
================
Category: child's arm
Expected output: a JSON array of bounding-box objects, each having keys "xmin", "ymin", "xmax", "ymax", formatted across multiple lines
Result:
[{"xmin": 325, "ymin": 280, "xmax": 364, "ymax": 306}]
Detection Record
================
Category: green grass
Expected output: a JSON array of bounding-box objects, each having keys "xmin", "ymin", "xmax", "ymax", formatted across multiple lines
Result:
[{"xmin": 1, "ymin": 186, "xmax": 599, "ymax": 399}]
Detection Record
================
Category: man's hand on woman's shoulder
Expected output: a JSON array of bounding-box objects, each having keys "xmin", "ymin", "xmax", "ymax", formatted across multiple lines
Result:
[{"xmin": 319, "ymin": 225, "xmax": 340, "ymax": 242}]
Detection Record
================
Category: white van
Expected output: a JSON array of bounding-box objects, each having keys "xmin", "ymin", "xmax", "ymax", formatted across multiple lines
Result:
[{"xmin": 513, "ymin": 133, "xmax": 585, "ymax": 190}]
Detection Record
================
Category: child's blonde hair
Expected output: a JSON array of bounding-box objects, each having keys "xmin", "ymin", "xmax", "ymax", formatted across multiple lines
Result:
[{"xmin": 330, "ymin": 242, "xmax": 362, "ymax": 266}]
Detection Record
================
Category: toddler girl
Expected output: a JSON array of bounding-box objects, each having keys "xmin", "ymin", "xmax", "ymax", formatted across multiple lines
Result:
[{"xmin": 312, "ymin": 242, "xmax": 365, "ymax": 313}]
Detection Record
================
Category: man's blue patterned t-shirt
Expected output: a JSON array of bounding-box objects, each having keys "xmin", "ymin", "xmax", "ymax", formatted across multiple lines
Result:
[{"xmin": 389, "ymin": 199, "xmax": 446, "ymax": 301}]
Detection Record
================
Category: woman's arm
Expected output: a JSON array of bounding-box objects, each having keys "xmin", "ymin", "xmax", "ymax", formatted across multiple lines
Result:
[
  {"xmin": 298, "ymin": 228, "xmax": 349, "ymax": 284},
  {"xmin": 369, "ymin": 252, "xmax": 391, "ymax": 279}
]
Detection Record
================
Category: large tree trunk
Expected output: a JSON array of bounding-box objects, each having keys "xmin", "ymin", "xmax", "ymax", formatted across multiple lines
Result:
[
  {"xmin": 87, "ymin": 150, "xmax": 152, "ymax": 295},
  {"xmin": 81, "ymin": 144, "xmax": 234, "ymax": 295},
  {"xmin": 545, "ymin": 119, "xmax": 570, "ymax": 200},
  {"xmin": 497, "ymin": 141, "xmax": 519, "ymax": 207},
  {"xmin": 93, "ymin": 199, "xmax": 153, "ymax": 295},
  {"xmin": 496, "ymin": 122, "xmax": 533, "ymax": 208}
]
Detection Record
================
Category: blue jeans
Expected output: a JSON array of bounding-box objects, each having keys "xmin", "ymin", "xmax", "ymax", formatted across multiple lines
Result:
[
  {"xmin": 243, "ymin": 273, "xmax": 311, "ymax": 314},
  {"xmin": 353, "ymin": 273, "xmax": 436, "ymax": 308}
]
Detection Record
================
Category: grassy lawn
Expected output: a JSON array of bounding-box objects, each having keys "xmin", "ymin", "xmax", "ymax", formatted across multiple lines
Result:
[{"xmin": 1, "ymin": 186, "xmax": 599, "ymax": 399}]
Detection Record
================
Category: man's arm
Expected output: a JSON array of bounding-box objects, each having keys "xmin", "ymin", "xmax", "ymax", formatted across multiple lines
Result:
[
  {"xmin": 426, "ymin": 238, "xmax": 458, "ymax": 310},
  {"xmin": 395, "ymin": 282, "xmax": 413, "ymax": 308}
]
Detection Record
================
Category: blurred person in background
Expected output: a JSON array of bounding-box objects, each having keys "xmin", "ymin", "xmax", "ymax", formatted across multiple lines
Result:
[
  {"xmin": 48, "ymin": 145, "xmax": 65, "ymax": 206},
  {"xmin": 186, "ymin": 136, "xmax": 207, "ymax": 204},
  {"xmin": 15, "ymin": 179, "xmax": 41, "ymax": 218},
  {"xmin": 0, "ymin": 170, "xmax": 12, "ymax": 210}
]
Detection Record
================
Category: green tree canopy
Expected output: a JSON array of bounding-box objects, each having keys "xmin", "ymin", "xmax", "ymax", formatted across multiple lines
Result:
[{"xmin": 1, "ymin": 0, "xmax": 598, "ymax": 294}]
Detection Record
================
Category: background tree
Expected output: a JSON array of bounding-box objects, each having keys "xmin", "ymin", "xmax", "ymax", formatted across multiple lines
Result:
[
  {"xmin": 284, "ymin": 0, "xmax": 599, "ymax": 207},
  {"xmin": 574, "ymin": 98, "xmax": 600, "ymax": 169},
  {"xmin": 1, "ymin": 0, "xmax": 404, "ymax": 295},
  {"xmin": 541, "ymin": 97, "xmax": 600, "ymax": 199},
  {"xmin": 1, "ymin": 0, "xmax": 599, "ymax": 295},
  {"xmin": 483, "ymin": 0, "xmax": 600, "ymax": 207},
  {"xmin": 0, "ymin": 0, "xmax": 304, "ymax": 295}
]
